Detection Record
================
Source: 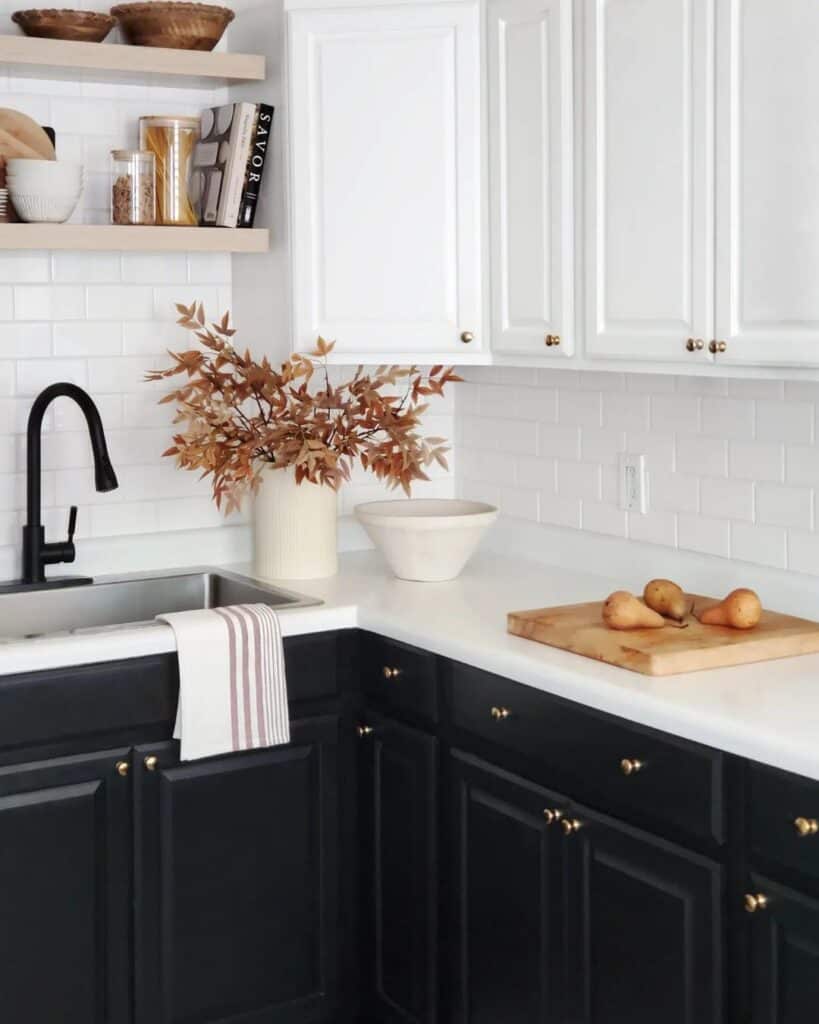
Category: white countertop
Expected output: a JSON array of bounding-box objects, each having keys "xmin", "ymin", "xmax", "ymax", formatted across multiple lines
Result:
[{"xmin": 2, "ymin": 549, "xmax": 818, "ymax": 781}]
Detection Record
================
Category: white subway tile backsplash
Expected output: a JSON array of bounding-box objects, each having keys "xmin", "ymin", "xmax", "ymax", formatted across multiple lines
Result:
[
  {"xmin": 556, "ymin": 460, "xmax": 601, "ymax": 501},
  {"xmin": 87, "ymin": 286, "xmax": 153, "ymax": 320},
  {"xmin": 17, "ymin": 359, "xmax": 87, "ymax": 396},
  {"xmin": 499, "ymin": 486, "xmax": 539, "ymax": 522},
  {"xmin": 461, "ymin": 370, "xmax": 819, "ymax": 576},
  {"xmin": 700, "ymin": 477, "xmax": 754, "ymax": 522},
  {"xmin": 51, "ymin": 252, "xmax": 121, "ymax": 284},
  {"xmin": 677, "ymin": 512, "xmax": 731, "ymax": 558},
  {"xmin": 0, "ymin": 323, "xmax": 51, "ymax": 357},
  {"xmin": 731, "ymin": 521, "xmax": 788, "ymax": 569},
  {"xmin": 756, "ymin": 400, "xmax": 814, "ymax": 443},
  {"xmin": 756, "ymin": 483, "xmax": 813, "ymax": 530},
  {"xmin": 0, "ymin": 252, "xmax": 50, "ymax": 283},
  {"xmin": 729, "ymin": 440, "xmax": 784, "ymax": 482},
  {"xmin": 53, "ymin": 322, "xmax": 122, "ymax": 357}
]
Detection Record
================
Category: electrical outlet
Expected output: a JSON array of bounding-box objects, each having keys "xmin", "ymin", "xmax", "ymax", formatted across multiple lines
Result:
[{"xmin": 618, "ymin": 453, "xmax": 646, "ymax": 513}]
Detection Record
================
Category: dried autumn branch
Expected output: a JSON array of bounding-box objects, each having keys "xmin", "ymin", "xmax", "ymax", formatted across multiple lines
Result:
[{"xmin": 145, "ymin": 303, "xmax": 462, "ymax": 515}]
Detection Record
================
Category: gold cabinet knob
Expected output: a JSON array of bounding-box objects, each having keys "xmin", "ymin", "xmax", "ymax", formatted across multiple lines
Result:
[
  {"xmin": 490, "ymin": 705, "xmax": 511, "ymax": 721},
  {"xmin": 709, "ymin": 340, "xmax": 727, "ymax": 353},
  {"xmin": 620, "ymin": 758, "xmax": 644, "ymax": 777},
  {"xmin": 794, "ymin": 817, "xmax": 819, "ymax": 837},
  {"xmin": 543, "ymin": 808, "xmax": 564, "ymax": 826},
  {"xmin": 382, "ymin": 666, "xmax": 401, "ymax": 680},
  {"xmin": 686, "ymin": 338, "xmax": 705, "ymax": 351},
  {"xmin": 115, "ymin": 760, "xmax": 130, "ymax": 777},
  {"xmin": 460, "ymin": 331, "xmax": 474, "ymax": 344},
  {"xmin": 144, "ymin": 755, "xmax": 159, "ymax": 772},
  {"xmin": 561, "ymin": 817, "xmax": 582, "ymax": 836},
  {"xmin": 544, "ymin": 334, "xmax": 561, "ymax": 347},
  {"xmin": 744, "ymin": 893, "xmax": 769, "ymax": 914},
  {"xmin": 356, "ymin": 724, "xmax": 374, "ymax": 738}
]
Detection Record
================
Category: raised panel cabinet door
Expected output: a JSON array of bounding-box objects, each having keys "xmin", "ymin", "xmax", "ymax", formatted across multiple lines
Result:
[
  {"xmin": 287, "ymin": 2, "xmax": 483, "ymax": 359},
  {"xmin": 359, "ymin": 713, "xmax": 438, "ymax": 1023},
  {"xmin": 715, "ymin": 0, "xmax": 819, "ymax": 366},
  {"xmin": 0, "ymin": 749, "xmax": 132, "ymax": 1024},
  {"xmin": 134, "ymin": 717, "xmax": 340, "ymax": 1024},
  {"xmin": 488, "ymin": 0, "xmax": 574, "ymax": 358},
  {"xmin": 449, "ymin": 750, "xmax": 565, "ymax": 1024},
  {"xmin": 563, "ymin": 803, "xmax": 723, "ymax": 1024},
  {"xmin": 584, "ymin": 0, "xmax": 715, "ymax": 363},
  {"xmin": 746, "ymin": 875, "xmax": 819, "ymax": 1024}
]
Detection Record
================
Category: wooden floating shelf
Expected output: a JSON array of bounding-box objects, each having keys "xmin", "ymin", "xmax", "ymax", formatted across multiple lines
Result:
[
  {"xmin": 0, "ymin": 34, "xmax": 265, "ymax": 86},
  {"xmin": 0, "ymin": 224, "xmax": 269, "ymax": 253}
]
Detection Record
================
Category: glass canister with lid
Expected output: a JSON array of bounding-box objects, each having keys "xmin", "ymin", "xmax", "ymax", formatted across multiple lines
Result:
[
  {"xmin": 138, "ymin": 115, "xmax": 199, "ymax": 226},
  {"xmin": 110, "ymin": 149, "xmax": 156, "ymax": 225}
]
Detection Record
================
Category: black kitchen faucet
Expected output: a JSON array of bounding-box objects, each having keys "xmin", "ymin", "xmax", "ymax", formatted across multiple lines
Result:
[{"xmin": 4, "ymin": 383, "xmax": 119, "ymax": 592}]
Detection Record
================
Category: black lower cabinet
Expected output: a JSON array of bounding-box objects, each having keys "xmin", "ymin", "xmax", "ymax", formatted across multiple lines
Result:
[
  {"xmin": 134, "ymin": 716, "xmax": 340, "ymax": 1024},
  {"xmin": 746, "ymin": 874, "xmax": 819, "ymax": 1024},
  {"xmin": 564, "ymin": 803, "xmax": 723, "ymax": 1024},
  {"xmin": 449, "ymin": 750, "xmax": 564, "ymax": 1024},
  {"xmin": 0, "ymin": 748, "xmax": 132, "ymax": 1024},
  {"xmin": 359, "ymin": 712, "xmax": 438, "ymax": 1024}
]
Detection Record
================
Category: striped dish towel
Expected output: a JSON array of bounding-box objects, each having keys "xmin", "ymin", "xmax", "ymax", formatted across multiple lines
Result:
[{"xmin": 157, "ymin": 603, "xmax": 290, "ymax": 762}]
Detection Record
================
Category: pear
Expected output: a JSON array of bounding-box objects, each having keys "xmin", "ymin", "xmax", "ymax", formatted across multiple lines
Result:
[
  {"xmin": 698, "ymin": 588, "xmax": 762, "ymax": 630},
  {"xmin": 643, "ymin": 578, "xmax": 691, "ymax": 622},
  {"xmin": 602, "ymin": 591, "xmax": 666, "ymax": 631}
]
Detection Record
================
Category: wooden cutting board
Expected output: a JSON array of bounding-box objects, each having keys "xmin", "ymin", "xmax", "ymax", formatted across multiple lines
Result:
[{"xmin": 507, "ymin": 597, "xmax": 819, "ymax": 676}]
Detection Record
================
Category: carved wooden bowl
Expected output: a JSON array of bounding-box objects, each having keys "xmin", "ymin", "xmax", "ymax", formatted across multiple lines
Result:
[
  {"xmin": 12, "ymin": 8, "xmax": 116, "ymax": 42},
  {"xmin": 110, "ymin": 2, "xmax": 234, "ymax": 50}
]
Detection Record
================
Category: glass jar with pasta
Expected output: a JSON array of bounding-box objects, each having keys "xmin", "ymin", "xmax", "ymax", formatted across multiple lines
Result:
[{"xmin": 138, "ymin": 115, "xmax": 199, "ymax": 226}]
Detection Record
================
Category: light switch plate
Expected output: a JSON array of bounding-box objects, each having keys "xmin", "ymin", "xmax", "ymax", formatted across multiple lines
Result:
[{"xmin": 618, "ymin": 453, "xmax": 646, "ymax": 513}]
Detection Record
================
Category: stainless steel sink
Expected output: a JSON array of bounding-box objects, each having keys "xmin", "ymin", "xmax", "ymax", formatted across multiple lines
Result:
[{"xmin": 0, "ymin": 569, "xmax": 321, "ymax": 642}]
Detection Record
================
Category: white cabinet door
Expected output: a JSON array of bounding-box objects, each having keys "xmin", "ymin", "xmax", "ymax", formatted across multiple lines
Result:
[
  {"xmin": 715, "ymin": 0, "xmax": 819, "ymax": 367},
  {"xmin": 488, "ymin": 0, "xmax": 574, "ymax": 358},
  {"xmin": 287, "ymin": 2, "xmax": 482, "ymax": 360},
  {"xmin": 584, "ymin": 0, "xmax": 715, "ymax": 363}
]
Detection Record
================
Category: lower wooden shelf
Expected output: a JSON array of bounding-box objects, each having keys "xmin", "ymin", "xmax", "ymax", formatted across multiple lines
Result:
[{"xmin": 0, "ymin": 224, "xmax": 270, "ymax": 253}]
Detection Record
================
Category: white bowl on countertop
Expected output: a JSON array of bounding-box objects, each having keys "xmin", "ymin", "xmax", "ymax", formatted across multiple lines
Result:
[{"xmin": 355, "ymin": 498, "xmax": 498, "ymax": 582}]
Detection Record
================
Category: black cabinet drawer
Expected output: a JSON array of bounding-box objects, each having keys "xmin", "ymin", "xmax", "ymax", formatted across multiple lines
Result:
[
  {"xmin": 361, "ymin": 632, "xmax": 438, "ymax": 723},
  {"xmin": 749, "ymin": 763, "xmax": 819, "ymax": 882},
  {"xmin": 449, "ymin": 661, "xmax": 724, "ymax": 843}
]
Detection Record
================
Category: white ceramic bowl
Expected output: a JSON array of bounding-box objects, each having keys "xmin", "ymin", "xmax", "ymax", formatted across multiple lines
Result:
[
  {"xmin": 8, "ymin": 189, "xmax": 82, "ymax": 224},
  {"xmin": 6, "ymin": 159, "xmax": 83, "ymax": 192},
  {"xmin": 355, "ymin": 498, "xmax": 498, "ymax": 582}
]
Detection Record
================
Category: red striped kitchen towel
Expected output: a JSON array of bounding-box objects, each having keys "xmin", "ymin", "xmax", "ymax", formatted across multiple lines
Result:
[{"xmin": 157, "ymin": 603, "xmax": 290, "ymax": 761}]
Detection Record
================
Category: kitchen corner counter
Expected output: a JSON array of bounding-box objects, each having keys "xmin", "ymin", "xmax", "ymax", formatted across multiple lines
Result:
[{"xmin": 3, "ymin": 549, "xmax": 819, "ymax": 781}]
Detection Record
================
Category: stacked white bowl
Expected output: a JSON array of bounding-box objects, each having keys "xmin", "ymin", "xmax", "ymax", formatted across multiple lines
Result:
[{"xmin": 6, "ymin": 159, "xmax": 84, "ymax": 223}]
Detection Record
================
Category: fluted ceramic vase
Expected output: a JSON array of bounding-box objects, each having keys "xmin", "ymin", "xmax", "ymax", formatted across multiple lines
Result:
[{"xmin": 253, "ymin": 466, "xmax": 338, "ymax": 580}]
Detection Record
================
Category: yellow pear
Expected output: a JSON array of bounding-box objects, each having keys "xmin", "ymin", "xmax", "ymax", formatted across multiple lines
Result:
[
  {"xmin": 643, "ymin": 578, "xmax": 690, "ymax": 622},
  {"xmin": 602, "ymin": 591, "xmax": 666, "ymax": 631},
  {"xmin": 698, "ymin": 588, "xmax": 762, "ymax": 630}
]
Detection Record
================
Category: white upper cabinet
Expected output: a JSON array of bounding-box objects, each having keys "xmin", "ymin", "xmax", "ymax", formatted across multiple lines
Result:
[
  {"xmin": 584, "ymin": 0, "xmax": 715, "ymax": 364},
  {"xmin": 488, "ymin": 0, "xmax": 574, "ymax": 358},
  {"xmin": 715, "ymin": 0, "xmax": 819, "ymax": 367},
  {"xmin": 287, "ymin": 1, "xmax": 483, "ymax": 360}
]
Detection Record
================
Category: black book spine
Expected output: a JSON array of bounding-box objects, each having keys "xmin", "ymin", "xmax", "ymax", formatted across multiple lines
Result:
[{"xmin": 237, "ymin": 104, "xmax": 275, "ymax": 228}]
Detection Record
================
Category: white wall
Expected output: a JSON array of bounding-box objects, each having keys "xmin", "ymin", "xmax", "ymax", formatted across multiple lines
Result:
[
  {"xmin": 456, "ymin": 366, "xmax": 819, "ymax": 577},
  {"xmin": 0, "ymin": 36, "xmax": 455, "ymax": 580}
]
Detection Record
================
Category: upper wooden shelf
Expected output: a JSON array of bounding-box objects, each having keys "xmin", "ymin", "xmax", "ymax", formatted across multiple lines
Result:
[
  {"xmin": 0, "ymin": 224, "xmax": 269, "ymax": 252},
  {"xmin": 0, "ymin": 35, "xmax": 265, "ymax": 87}
]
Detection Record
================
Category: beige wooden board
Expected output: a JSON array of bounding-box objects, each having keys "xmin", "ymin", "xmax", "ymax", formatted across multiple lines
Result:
[
  {"xmin": 0, "ymin": 35, "xmax": 265, "ymax": 86},
  {"xmin": 507, "ymin": 596, "xmax": 819, "ymax": 676},
  {"xmin": 0, "ymin": 224, "xmax": 269, "ymax": 252}
]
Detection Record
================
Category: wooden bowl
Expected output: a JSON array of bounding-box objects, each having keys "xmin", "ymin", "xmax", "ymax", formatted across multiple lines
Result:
[
  {"xmin": 12, "ymin": 8, "xmax": 115, "ymax": 42},
  {"xmin": 110, "ymin": 2, "xmax": 234, "ymax": 50}
]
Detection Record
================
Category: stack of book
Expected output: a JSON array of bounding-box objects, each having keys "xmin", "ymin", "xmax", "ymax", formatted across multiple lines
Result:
[{"xmin": 192, "ymin": 102, "xmax": 273, "ymax": 228}]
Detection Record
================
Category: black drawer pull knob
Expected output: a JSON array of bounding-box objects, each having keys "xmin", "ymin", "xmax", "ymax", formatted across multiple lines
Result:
[
  {"xmin": 382, "ymin": 666, "xmax": 401, "ymax": 680},
  {"xmin": 794, "ymin": 817, "xmax": 819, "ymax": 837},
  {"xmin": 357, "ymin": 724, "xmax": 374, "ymax": 738},
  {"xmin": 115, "ymin": 760, "xmax": 129, "ymax": 777},
  {"xmin": 490, "ymin": 706, "xmax": 511, "ymax": 721},
  {"xmin": 561, "ymin": 818, "xmax": 582, "ymax": 836},
  {"xmin": 744, "ymin": 893, "xmax": 768, "ymax": 914},
  {"xmin": 542, "ymin": 808, "xmax": 563, "ymax": 826},
  {"xmin": 620, "ymin": 758, "xmax": 644, "ymax": 776}
]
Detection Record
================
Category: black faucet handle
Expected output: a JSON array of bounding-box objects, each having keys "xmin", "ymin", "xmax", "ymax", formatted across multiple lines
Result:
[{"xmin": 67, "ymin": 505, "xmax": 78, "ymax": 544}]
